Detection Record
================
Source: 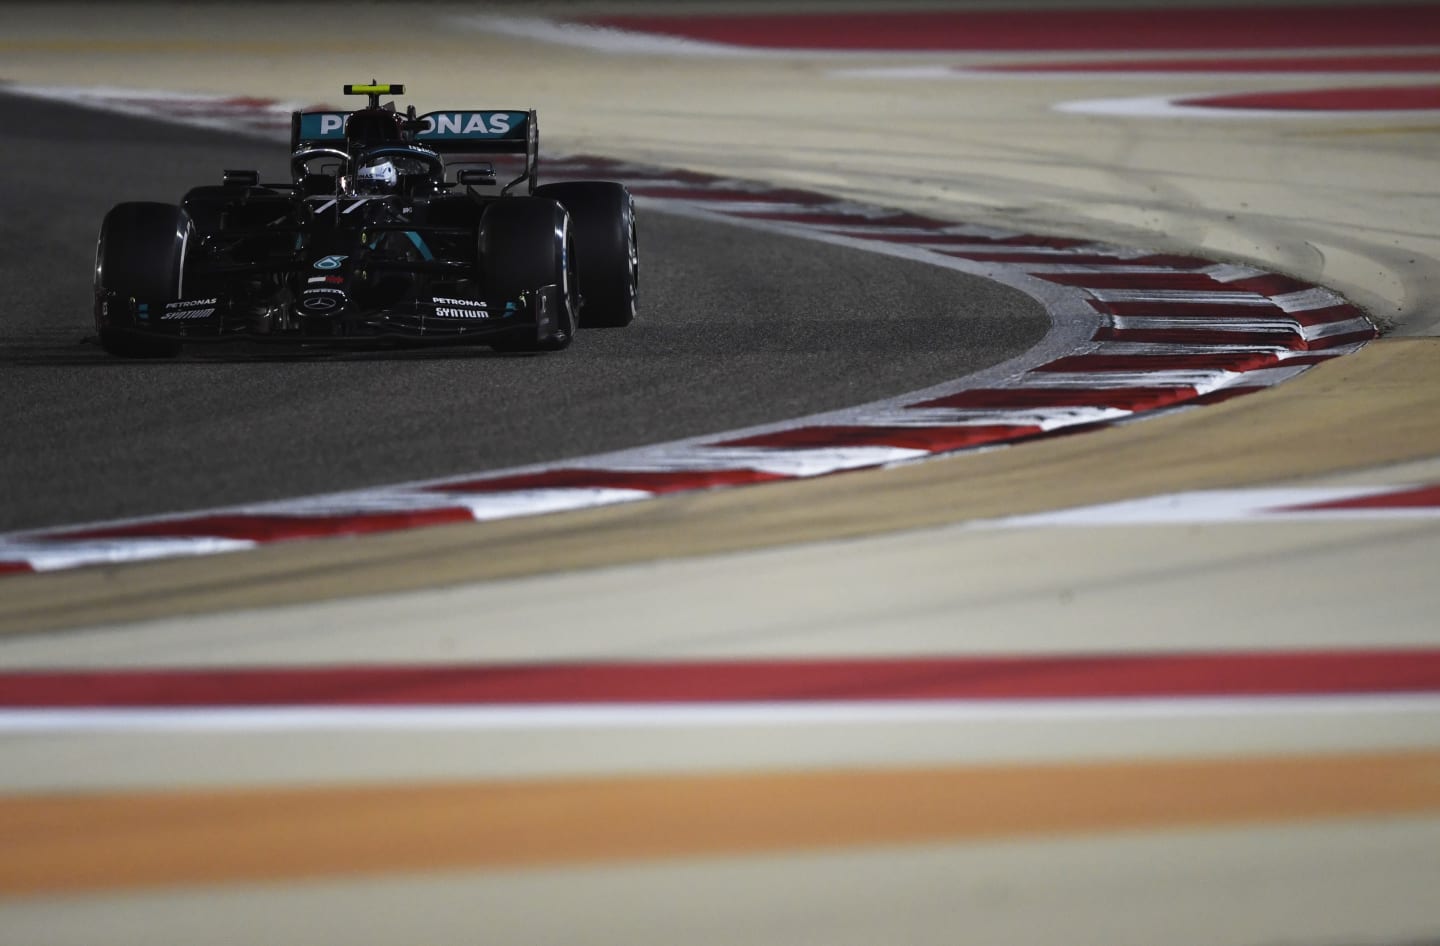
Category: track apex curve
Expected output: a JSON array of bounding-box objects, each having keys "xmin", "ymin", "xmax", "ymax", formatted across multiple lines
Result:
[{"xmin": 0, "ymin": 89, "xmax": 1378, "ymax": 576}]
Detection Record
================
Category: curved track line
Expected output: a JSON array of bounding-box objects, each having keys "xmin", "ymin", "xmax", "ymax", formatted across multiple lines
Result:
[
  {"xmin": 1057, "ymin": 91, "xmax": 1440, "ymax": 119},
  {"xmin": 0, "ymin": 90, "xmax": 1376, "ymax": 575},
  {"xmin": 3, "ymin": 648, "xmax": 1438, "ymax": 734}
]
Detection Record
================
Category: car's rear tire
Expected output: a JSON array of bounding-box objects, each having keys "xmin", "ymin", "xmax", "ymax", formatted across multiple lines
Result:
[
  {"xmin": 534, "ymin": 181, "xmax": 636, "ymax": 328},
  {"xmin": 94, "ymin": 202, "xmax": 189, "ymax": 358},
  {"xmin": 478, "ymin": 197, "xmax": 576, "ymax": 351}
]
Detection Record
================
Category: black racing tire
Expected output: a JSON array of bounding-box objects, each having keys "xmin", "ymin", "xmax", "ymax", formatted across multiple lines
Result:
[
  {"xmin": 534, "ymin": 181, "xmax": 637, "ymax": 328},
  {"xmin": 478, "ymin": 197, "xmax": 576, "ymax": 352},
  {"xmin": 94, "ymin": 202, "xmax": 189, "ymax": 358}
]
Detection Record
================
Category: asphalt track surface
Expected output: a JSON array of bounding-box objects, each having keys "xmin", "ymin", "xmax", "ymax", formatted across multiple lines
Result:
[{"xmin": 0, "ymin": 92, "xmax": 1047, "ymax": 534}]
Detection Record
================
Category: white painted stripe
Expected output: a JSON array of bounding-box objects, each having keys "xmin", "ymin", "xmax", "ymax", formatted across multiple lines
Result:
[
  {"xmin": 1296, "ymin": 342, "xmax": 1365, "ymax": 358},
  {"xmin": 718, "ymin": 200, "xmax": 922, "ymax": 221},
  {"xmin": 977, "ymin": 486, "xmax": 1437, "ymax": 527},
  {"xmin": 813, "ymin": 225, "xmax": 951, "ymax": 237},
  {"xmin": 1272, "ymin": 287, "xmax": 1351, "ymax": 312},
  {"xmin": 668, "ymin": 200, "xmax": 816, "ymax": 214},
  {"xmin": 455, "ymin": 15, "xmax": 767, "ymax": 58},
  {"xmin": 1055, "ymin": 94, "xmax": 1407, "ymax": 120},
  {"xmin": 1086, "ymin": 343, "xmax": 1294, "ymax": 357},
  {"xmin": 922, "ymin": 243, "xmax": 1153, "ymax": 259},
  {"xmin": 233, "ymin": 490, "xmax": 486, "ymax": 517},
  {"xmin": 0, "ymin": 537, "xmax": 257, "ymax": 572},
  {"xmin": 601, "ymin": 446, "xmax": 930, "ymax": 476},
  {"xmin": 818, "ymin": 223, "xmax": 1025, "ymax": 239},
  {"xmin": 3, "ymin": 693, "xmax": 1438, "ymax": 732},
  {"xmin": 664, "ymin": 197, "xmax": 908, "ymax": 218},
  {"xmin": 1305, "ymin": 316, "xmax": 1377, "ymax": 340},
  {"xmin": 855, "ymin": 407, "xmax": 1129, "ymax": 429},
  {"xmin": 989, "ymin": 487, "xmax": 1369, "ymax": 525},
  {"xmin": 1019, "ymin": 264, "xmax": 1188, "ymax": 274},
  {"xmin": 829, "ymin": 66, "xmax": 959, "ymax": 80},
  {"xmin": 241, "ymin": 488, "xmax": 652, "ymax": 521},
  {"xmin": 1019, "ymin": 370, "xmax": 1236, "ymax": 388},
  {"xmin": 1104, "ymin": 315, "xmax": 1368, "ymax": 344},
  {"xmin": 620, "ymin": 177, "xmax": 755, "ymax": 191},
  {"xmin": 1202, "ymin": 263, "xmax": 1272, "ymax": 283},
  {"xmin": 1110, "ymin": 315, "xmax": 1299, "ymax": 333},
  {"xmin": 448, "ymin": 488, "xmax": 652, "ymax": 521},
  {"xmin": 837, "ymin": 59, "xmax": 1440, "ymax": 80},
  {"xmin": 830, "ymin": 65, "xmax": 1282, "ymax": 83},
  {"xmin": 1086, "ymin": 289, "xmax": 1272, "ymax": 304}
]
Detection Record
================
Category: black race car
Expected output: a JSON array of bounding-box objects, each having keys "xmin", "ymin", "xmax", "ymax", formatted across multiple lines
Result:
[{"xmin": 93, "ymin": 83, "xmax": 637, "ymax": 356}]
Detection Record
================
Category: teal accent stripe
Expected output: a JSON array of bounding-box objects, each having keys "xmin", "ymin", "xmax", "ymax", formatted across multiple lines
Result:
[{"xmin": 403, "ymin": 230, "xmax": 434, "ymax": 261}]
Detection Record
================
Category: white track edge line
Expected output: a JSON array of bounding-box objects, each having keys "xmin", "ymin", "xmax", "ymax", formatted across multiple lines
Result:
[{"xmin": 3, "ymin": 693, "xmax": 1440, "ymax": 732}]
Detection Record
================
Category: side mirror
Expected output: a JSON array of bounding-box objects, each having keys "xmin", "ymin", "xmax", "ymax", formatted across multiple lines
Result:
[
  {"xmin": 457, "ymin": 167, "xmax": 496, "ymax": 187},
  {"xmin": 223, "ymin": 169, "xmax": 259, "ymax": 187}
]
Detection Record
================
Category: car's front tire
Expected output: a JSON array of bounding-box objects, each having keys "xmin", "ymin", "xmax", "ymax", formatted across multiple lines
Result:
[
  {"xmin": 478, "ymin": 197, "xmax": 576, "ymax": 351},
  {"xmin": 535, "ymin": 181, "xmax": 637, "ymax": 328},
  {"xmin": 94, "ymin": 202, "xmax": 190, "ymax": 358}
]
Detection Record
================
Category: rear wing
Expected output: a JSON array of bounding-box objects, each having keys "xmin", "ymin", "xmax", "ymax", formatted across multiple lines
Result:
[{"xmin": 291, "ymin": 108, "xmax": 540, "ymax": 191}]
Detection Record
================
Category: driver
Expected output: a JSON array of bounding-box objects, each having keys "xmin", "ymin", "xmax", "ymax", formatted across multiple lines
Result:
[
  {"xmin": 354, "ymin": 157, "xmax": 399, "ymax": 194},
  {"xmin": 340, "ymin": 109, "xmax": 442, "ymax": 198},
  {"xmin": 343, "ymin": 107, "xmax": 406, "ymax": 196}
]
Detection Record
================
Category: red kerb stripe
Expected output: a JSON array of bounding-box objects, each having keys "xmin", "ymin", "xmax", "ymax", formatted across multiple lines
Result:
[
  {"xmin": 981, "ymin": 54, "xmax": 1440, "ymax": 74},
  {"xmin": 1182, "ymin": 86, "xmax": 1440, "ymax": 112},
  {"xmin": 1282, "ymin": 484, "xmax": 1440, "ymax": 511},
  {"xmin": 1037, "ymin": 351, "xmax": 1283, "ymax": 373},
  {"xmin": 1220, "ymin": 273, "xmax": 1320, "ymax": 296},
  {"xmin": 950, "ymin": 252, "xmax": 1146, "ymax": 266},
  {"xmin": 3, "ymin": 649, "xmax": 1439, "ymax": 707},
  {"xmin": 1092, "ymin": 300, "xmax": 1288, "ymax": 319},
  {"xmin": 911, "ymin": 387, "xmax": 1196, "ymax": 411},
  {"xmin": 53, "ymin": 509, "xmax": 474, "ymax": 543},
  {"xmin": 1095, "ymin": 327, "xmax": 1304, "ymax": 349},
  {"xmin": 577, "ymin": 8, "xmax": 1440, "ymax": 52},
  {"xmin": 1039, "ymin": 272, "xmax": 1229, "ymax": 290},
  {"xmin": 993, "ymin": 235, "xmax": 1093, "ymax": 249}
]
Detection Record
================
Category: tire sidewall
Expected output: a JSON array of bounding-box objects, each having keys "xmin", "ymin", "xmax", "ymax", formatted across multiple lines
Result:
[
  {"xmin": 94, "ymin": 202, "xmax": 190, "ymax": 357},
  {"xmin": 478, "ymin": 197, "xmax": 576, "ymax": 350},
  {"xmin": 533, "ymin": 181, "xmax": 636, "ymax": 328}
]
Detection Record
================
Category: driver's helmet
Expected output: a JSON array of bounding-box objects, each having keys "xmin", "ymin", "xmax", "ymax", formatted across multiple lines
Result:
[{"xmin": 354, "ymin": 157, "xmax": 399, "ymax": 194}]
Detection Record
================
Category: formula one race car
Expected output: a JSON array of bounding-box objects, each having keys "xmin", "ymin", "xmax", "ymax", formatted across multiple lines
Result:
[{"xmin": 93, "ymin": 83, "xmax": 637, "ymax": 356}]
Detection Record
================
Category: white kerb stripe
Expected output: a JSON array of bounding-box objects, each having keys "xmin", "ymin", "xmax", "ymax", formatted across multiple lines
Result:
[{"xmin": 0, "ymin": 536, "xmax": 257, "ymax": 572}]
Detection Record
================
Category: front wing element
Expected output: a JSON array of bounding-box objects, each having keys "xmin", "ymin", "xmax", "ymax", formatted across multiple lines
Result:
[{"xmin": 93, "ymin": 288, "xmax": 555, "ymax": 345}]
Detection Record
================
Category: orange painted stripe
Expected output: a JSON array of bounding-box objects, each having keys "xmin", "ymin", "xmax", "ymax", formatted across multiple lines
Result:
[{"xmin": 3, "ymin": 751, "xmax": 1439, "ymax": 897}]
